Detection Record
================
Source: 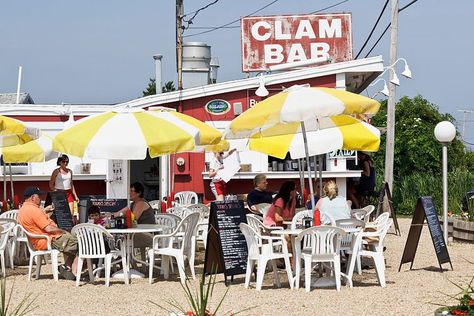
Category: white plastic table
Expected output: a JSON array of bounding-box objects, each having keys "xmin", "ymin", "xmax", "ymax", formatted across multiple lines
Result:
[
  {"xmin": 107, "ymin": 224, "xmax": 165, "ymax": 279},
  {"xmin": 271, "ymin": 226, "xmax": 361, "ymax": 288}
]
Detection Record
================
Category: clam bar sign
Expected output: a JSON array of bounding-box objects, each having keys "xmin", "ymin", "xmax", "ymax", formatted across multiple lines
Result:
[
  {"xmin": 205, "ymin": 99, "xmax": 231, "ymax": 115},
  {"xmin": 241, "ymin": 13, "xmax": 352, "ymax": 72}
]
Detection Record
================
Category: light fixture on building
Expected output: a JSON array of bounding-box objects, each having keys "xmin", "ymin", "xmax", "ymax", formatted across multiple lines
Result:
[
  {"xmin": 255, "ymin": 74, "xmax": 269, "ymax": 97},
  {"xmin": 389, "ymin": 68, "xmax": 400, "ymax": 86},
  {"xmin": 369, "ymin": 78, "xmax": 389, "ymax": 97}
]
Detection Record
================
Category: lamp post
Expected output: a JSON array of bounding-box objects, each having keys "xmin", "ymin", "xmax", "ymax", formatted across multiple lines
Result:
[{"xmin": 434, "ymin": 121, "xmax": 457, "ymax": 245}]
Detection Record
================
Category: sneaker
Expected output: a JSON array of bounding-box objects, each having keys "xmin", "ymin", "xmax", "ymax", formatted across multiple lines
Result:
[{"xmin": 58, "ymin": 264, "xmax": 76, "ymax": 281}]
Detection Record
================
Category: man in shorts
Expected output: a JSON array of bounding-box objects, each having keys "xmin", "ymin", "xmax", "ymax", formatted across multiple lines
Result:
[{"xmin": 18, "ymin": 186, "xmax": 79, "ymax": 280}]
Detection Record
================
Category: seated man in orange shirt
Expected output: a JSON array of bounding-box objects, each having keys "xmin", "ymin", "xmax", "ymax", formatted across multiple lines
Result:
[{"xmin": 18, "ymin": 186, "xmax": 79, "ymax": 280}]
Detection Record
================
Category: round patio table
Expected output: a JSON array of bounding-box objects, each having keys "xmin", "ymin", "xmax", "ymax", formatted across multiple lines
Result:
[{"xmin": 107, "ymin": 224, "xmax": 166, "ymax": 280}]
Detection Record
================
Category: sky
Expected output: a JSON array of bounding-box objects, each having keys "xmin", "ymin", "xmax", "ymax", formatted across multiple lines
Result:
[{"xmin": 1, "ymin": 0, "xmax": 473, "ymax": 144}]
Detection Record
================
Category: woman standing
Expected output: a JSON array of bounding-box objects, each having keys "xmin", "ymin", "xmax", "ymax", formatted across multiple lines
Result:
[
  {"xmin": 208, "ymin": 149, "xmax": 236, "ymax": 201},
  {"xmin": 49, "ymin": 154, "xmax": 79, "ymax": 218}
]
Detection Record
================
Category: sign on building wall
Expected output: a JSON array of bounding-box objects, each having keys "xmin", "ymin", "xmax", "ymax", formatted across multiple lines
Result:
[
  {"xmin": 241, "ymin": 13, "xmax": 352, "ymax": 72},
  {"xmin": 205, "ymin": 99, "xmax": 231, "ymax": 115}
]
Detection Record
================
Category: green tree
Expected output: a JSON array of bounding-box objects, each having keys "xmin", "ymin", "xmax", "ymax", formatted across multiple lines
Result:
[
  {"xmin": 371, "ymin": 95, "xmax": 471, "ymax": 181},
  {"xmin": 142, "ymin": 79, "xmax": 176, "ymax": 97}
]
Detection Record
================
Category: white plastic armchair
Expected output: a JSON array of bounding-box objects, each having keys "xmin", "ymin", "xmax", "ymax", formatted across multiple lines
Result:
[
  {"xmin": 148, "ymin": 200, "xmax": 161, "ymax": 211},
  {"xmin": 294, "ymin": 226, "xmax": 346, "ymax": 292},
  {"xmin": 148, "ymin": 212, "xmax": 200, "ymax": 284},
  {"xmin": 154, "ymin": 214, "xmax": 180, "ymax": 235},
  {"xmin": 0, "ymin": 219, "xmax": 16, "ymax": 276},
  {"xmin": 239, "ymin": 223, "xmax": 293, "ymax": 291},
  {"xmin": 71, "ymin": 223, "xmax": 128, "ymax": 287},
  {"xmin": 18, "ymin": 225, "xmax": 59, "ymax": 281},
  {"xmin": 174, "ymin": 191, "xmax": 198, "ymax": 206},
  {"xmin": 291, "ymin": 210, "xmax": 312, "ymax": 230},
  {"xmin": 336, "ymin": 218, "xmax": 365, "ymax": 279},
  {"xmin": 362, "ymin": 205, "xmax": 376, "ymax": 223},
  {"xmin": 186, "ymin": 204, "xmax": 210, "ymax": 249},
  {"xmin": 0, "ymin": 211, "xmax": 18, "ymax": 269},
  {"xmin": 166, "ymin": 206, "xmax": 190, "ymax": 218},
  {"xmin": 347, "ymin": 218, "xmax": 393, "ymax": 287},
  {"xmin": 246, "ymin": 214, "xmax": 283, "ymax": 237}
]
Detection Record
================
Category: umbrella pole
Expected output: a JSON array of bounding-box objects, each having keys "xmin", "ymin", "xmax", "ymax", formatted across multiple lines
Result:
[
  {"xmin": 3, "ymin": 164, "xmax": 6, "ymax": 201},
  {"xmin": 318, "ymin": 155, "xmax": 323, "ymax": 197},
  {"xmin": 297, "ymin": 159, "xmax": 305, "ymax": 201},
  {"xmin": 300, "ymin": 122, "xmax": 315, "ymax": 211},
  {"xmin": 8, "ymin": 164, "xmax": 13, "ymax": 202}
]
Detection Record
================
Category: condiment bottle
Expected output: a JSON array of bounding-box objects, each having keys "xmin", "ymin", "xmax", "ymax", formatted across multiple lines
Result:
[
  {"xmin": 313, "ymin": 208, "xmax": 321, "ymax": 226},
  {"xmin": 125, "ymin": 209, "xmax": 132, "ymax": 228}
]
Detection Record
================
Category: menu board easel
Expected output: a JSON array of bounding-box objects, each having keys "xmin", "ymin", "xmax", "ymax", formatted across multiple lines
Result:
[
  {"xmin": 45, "ymin": 191, "xmax": 74, "ymax": 231},
  {"xmin": 398, "ymin": 196, "xmax": 453, "ymax": 272},
  {"xmin": 204, "ymin": 200, "xmax": 248, "ymax": 286},
  {"xmin": 375, "ymin": 182, "xmax": 401, "ymax": 236}
]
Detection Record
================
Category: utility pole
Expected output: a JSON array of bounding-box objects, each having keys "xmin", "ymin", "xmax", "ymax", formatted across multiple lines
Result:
[
  {"xmin": 176, "ymin": 0, "xmax": 184, "ymax": 90},
  {"xmin": 384, "ymin": 0, "xmax": 398, "ymax": 203}
]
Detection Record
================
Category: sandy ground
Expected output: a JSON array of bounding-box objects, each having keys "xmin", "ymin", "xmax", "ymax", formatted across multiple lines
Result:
[{"xmin": 4, "ymin": 218, "xmax": 474, "ymax": 316}]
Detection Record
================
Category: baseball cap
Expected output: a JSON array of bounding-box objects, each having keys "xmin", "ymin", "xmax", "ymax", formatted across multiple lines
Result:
[{"xmin": 24, "ymin": 187, "xmax": 44, "ymax": 198}]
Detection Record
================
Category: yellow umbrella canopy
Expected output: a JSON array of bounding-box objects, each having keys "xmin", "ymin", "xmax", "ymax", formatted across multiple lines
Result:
[
  {"xmin": 53, "ymin": 108, "xmax": 223, "ymax": 159},
  {"xmin": 0, "ymin": 115, "xmax": 39, "ymax": 137},
  {"xmin": 227, "ymin": 85, "xmax": 380, "ymax": 139},
  {"xmin": 248, "ymin": 115, "xmax": 380, "ymax": 159},
  {"xmin": 1, "ymin": 136, "xmax": 57, "ymax": 163}
]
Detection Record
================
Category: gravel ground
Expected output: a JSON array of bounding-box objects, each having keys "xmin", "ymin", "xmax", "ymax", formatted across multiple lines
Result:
[{"xmin": 4, "ymin": 218, "xmax": 474, "ymax": 316}]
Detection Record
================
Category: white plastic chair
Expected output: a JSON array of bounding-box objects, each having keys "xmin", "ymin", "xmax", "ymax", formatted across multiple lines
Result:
[
  {"xmin": 351, "ymin": 209, "xmax": 367, "ymax": 221},
  {"xmin": 362, "ymin": 205, "xmax": 376, "ymax": 223},
  {"xmin": 0, "ymin": 219, "xmax": 16, "ymax": 276},
  {"xmin": 71, "ymin": 223, "xmax": 128, "ymax": 287},
  {"xmin": 291, "ymin": 210, "xmax": 312, "ymax": 230},
  {"xmin": 166, "ymin": 206, "xmax": 189, "ymax": 218},
  {"xmin": 252, "ymin": 203, "xmax": 271, "ymax": 216},
  {"xmin": 347, "ymin": 218, "xmax": 393, "ymax": 287},
  {"xmin": 365, "ymin": 212, "xmax": 390, "ymax": 229},
  {"xmin": 240, "ymin": 222, "xmax": 293, "ymax": 291},
  {"xmin": 174, "ymin": 191, "xmax": 198, "ymax": 206},
  {"xmin": 294, "ymin": 226, "xmax": 346, "ymax": 292},
  {"xmin": 18, "ymin": 225, "xmax": 59, "ymax": 281},
  {"xmin": 0, "ymin": 211, "xmax": 18, "ymax": 269},
  {"xmin": 154, "ymin": 214, "xmax": 180, "ymax": 234},
  {"xmin": 336, "ymin": 218, "xmax": 365, "ymax": 279},
  {"xmin": 148, "ymin": 200, "xmax": 161, "ymax": 211},
  {"xmin": 148, "ymin": 212, "xmax": 200, "ymax": 284}
]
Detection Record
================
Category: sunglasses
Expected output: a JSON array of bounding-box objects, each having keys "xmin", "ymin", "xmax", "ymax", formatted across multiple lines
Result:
[{"xmin": 62, "ymin": 160, "xmax": 69, "ymax": 164}]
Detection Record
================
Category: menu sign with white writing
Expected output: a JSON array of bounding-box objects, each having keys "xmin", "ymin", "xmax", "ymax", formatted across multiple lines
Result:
[
  {"xmin": 204, "ymin": 200, "xmax": 248, "ymax": 284},
  {"xmin": 399, "ymin": 196, "xmax": 452, "ymax": 272},
  {"xmin": 46, "ymin": 191, "xmax": 73, "ymax": 231}
]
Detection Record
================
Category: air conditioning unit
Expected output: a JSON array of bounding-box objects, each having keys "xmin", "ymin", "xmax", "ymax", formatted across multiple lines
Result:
[{"xmin": 0, "ymin": 163, "xmax": 29, "ymax": 175}]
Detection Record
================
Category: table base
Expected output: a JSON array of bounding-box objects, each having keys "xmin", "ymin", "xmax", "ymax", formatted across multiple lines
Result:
[{"xmin": 112, "ymin": 269, "xmax": 144, "ymax": 279}]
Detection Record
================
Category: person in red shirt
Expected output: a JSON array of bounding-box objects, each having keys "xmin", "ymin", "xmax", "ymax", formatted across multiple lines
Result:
[{"xmin": 18, "ymin": 187, "xmax": 79, "ymax": 280}]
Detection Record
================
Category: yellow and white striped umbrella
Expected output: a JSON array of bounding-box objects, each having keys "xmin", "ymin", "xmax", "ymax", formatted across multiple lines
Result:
[
  {"xmin": 0, "ymin": 132, "xmax": 33, "ymax": 147},
  {"xmin": 1, "ymin": 136, "xmax": 57, "ymax": 163},
  {"xmin": 228, "ymin": 85, "xmax": 380, "ymax": 139},
  {"xmin": 53, "ymin": 108, "xmax": 222, "ymax": 160},
  {"xmin": 248, "ymin": 115, "xmax": 380, "ymax": 159},
  {"xmin": 0, "ymin": 115, "xmax": 39, "ymax": 137}
]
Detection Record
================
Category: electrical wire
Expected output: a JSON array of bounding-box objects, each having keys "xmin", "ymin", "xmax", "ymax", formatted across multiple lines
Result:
[
  {"xmin": 355, "ymin": 0, "xmax": 389, "ymax": 59},
  {"xmin": 184, "ymin": 0, "xmax": 280, "ymax": 38},
  {"xmin": 309, "ymin": 0, "xmax": 349, "ymax": 14},
  {"xmin": 364, "ymin": 0, "xmax": 420, "ymax": 58},
  {"xmin": 183, "ymin": 0, "xmax": 221, "ymax": 30}
]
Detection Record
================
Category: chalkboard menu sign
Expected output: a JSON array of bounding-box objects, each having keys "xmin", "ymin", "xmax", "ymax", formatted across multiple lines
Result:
[
  {"xmin": 45, "ymin": 191, "xmax": 74, "ymax": 231},
  {"xmin": 399, "ymin": 196, "xmax": 453, "ymax": 272},
  {"xmin": 204, "ymin": 200, "xmax": 248, "ymax": 285}
]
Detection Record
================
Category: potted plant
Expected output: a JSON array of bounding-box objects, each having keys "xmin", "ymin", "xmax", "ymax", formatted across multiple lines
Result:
[{"xmin": 433, "ymin": 275, "xmax": 474, "ymax": 315}]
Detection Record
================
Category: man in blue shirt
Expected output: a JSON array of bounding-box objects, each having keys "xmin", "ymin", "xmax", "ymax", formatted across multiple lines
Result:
[{"xmin": 247, "ymin": 174, "xmax": 274, "ymax": 212}]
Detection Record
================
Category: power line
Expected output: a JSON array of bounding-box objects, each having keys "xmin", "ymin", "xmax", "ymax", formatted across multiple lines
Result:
[
  {"xmin": 355, "ymin": 0, "xmax": 389, "ymax": 59},
  {"xmin": 183, "ymin": 0, "xmax": 221, "ymax": 30},
  {"xmin": 364, "ymin": 0, "xmax": 420, "ymax": 58},
  {"xmin": 309, "ymin": 0, "xmax": 349, "ymax": 14},
  {"xmin": 184, "ymin": 0, "xmax": 280, "ymax": 38}
]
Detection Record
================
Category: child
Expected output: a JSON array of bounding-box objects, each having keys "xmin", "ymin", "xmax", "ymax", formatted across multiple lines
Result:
[{"xmin": 88, "ymin": 205, "xmax": 105, "ymax": 226}]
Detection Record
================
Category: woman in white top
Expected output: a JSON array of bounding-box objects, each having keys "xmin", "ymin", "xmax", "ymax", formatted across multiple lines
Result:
[
  {"xmin": 315, "ymin": 181, "xmax": 351, "ymax": 225},
  {"xmin": 49, "ymin": 154, "xmax": 79, "ymax": 217},
  {"xmin": 208, "ymin": 149, "xmax": 236, "ymax": 201}
]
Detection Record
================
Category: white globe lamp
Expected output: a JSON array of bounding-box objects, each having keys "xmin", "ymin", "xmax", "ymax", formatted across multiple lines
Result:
[
  {"xmin": 434, "ymin": 121, "xmax": 456, "ymax": 143},
  {"xmin": 434, "ymin": 121, "xmax": 457, "ymax": 246}
]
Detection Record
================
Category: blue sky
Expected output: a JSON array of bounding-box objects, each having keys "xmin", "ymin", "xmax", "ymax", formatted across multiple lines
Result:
[{"xmin": 1, "ymin": 1, "xmax": 473, "ymax": 143}]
